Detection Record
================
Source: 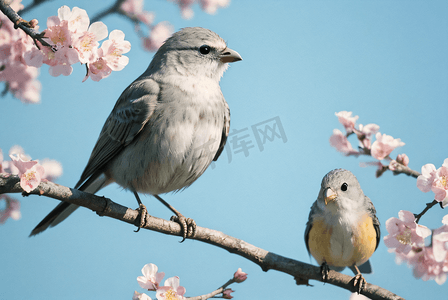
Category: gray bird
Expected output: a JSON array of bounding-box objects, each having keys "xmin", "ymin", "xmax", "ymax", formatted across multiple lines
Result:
[
  {"xmin": 30, "ymin": 27, "xmax": 242, "ymax": 239},
  {"xmin": 305, "ymin": 169, "xmax": 380, "ymax": 293}
]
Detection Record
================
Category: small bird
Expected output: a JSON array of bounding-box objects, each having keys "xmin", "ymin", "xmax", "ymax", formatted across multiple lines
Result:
[
  {"xmin": 305, "ymin": 169, "xmax": 380, "ymax": 293},
  {"xmin": 30, "ymin": 27, "xmax": 242, "ymax": 239}
]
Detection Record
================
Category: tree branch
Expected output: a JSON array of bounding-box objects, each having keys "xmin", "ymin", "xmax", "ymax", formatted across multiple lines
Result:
[
  {"xmin": 0, "ymin": 173, "xmax": 403, "ymax": 300},
  {"xmin": 0, "ymin": 0, "xmax": 51, "ymax": 48},
  {"xmin": 188, "ymin": 279, "xmax": 234, "ymax": 300}
]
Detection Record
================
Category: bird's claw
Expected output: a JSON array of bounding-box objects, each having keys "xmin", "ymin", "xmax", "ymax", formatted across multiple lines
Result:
[
  {"xmin": 134, "ymin": 203, "xmax": 148, "ymax": 232},
  {"xmin": 352, "ymin": 273, "xmax": 366, "ymax": 294},
  {"xmin": 320, "ymin": 262, "xmax": 330, "ymax": 282},
  {"xmin": 170, "ymin": 214, "xmax": 196, "ymax": 242}
]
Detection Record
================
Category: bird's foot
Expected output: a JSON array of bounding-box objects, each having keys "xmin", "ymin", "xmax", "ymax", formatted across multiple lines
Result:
[
  {"xmin": 170, "ymin": 213, "xmax": 196, "ymax": 242},
  {"xmin": 134, "ymin": 203, "xmax": 149, "ymax": 232},
  {"xmin": 352, "ymin": 273, "xmax": 366, "ymax": 294},
  {"xmin": 320, "ymin": 262, "xmax": 330, "ymax": 283}
]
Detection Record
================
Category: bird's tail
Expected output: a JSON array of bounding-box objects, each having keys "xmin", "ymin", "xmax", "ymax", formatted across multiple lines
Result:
[
  {"xmin": 29, "ymin": 174, "xmax": 109, "ymax": 236},
  {"xmin": 349, "ymin": 260, "xmax": 372, "ymax": 274}
]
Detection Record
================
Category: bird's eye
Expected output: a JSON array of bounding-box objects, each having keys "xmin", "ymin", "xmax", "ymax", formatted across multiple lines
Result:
[
  {"xmin": 341, "ymin": 183, "xmax": 348, "ymax": 191},
  {"xmin": 199, "ymin": 45, "xmax": 211, "ymax": 55}
]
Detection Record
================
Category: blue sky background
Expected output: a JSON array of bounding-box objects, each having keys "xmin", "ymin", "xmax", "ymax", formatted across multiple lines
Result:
[{"xmin": 1, "ymin": 0, "xmax": 448, "ymax": 299}]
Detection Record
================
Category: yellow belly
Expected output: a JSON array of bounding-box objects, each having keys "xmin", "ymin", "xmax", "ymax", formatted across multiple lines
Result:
[{"xmin": 308, "ymin": 213, "xmax": 377, "ymax": 267}]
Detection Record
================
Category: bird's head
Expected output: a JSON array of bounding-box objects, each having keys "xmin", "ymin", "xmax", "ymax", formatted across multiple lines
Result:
[
  {"xmin": 149, "ymin": 27, "xmax": 242, "ymax": 80},
  {"xmin": 317, "ymin": 169, "xmax": 366, "ymax": 213}
]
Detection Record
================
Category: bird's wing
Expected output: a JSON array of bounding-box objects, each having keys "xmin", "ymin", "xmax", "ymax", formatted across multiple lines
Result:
[
  {"xmin": 75, "ymin": 79, "xmax": 159, "ymax": 190},
  {"xmin": 365, "ymin": 195, "xmax": 381, "ymax": 251},
  {"xmin": 213, "ymin": 101, "xmax": 230, "ymax": 162},
  {"xmin": 304, "ymin": 200, "xmax": 319, "ymax": 255}
]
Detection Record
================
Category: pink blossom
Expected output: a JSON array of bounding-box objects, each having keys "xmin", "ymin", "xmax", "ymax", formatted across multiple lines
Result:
[
  {"xmin": 2, "ymin": 146, "xmax": 28, "ymax": 174},
  {"xmin": 233, "ymin": 268, "xmax": 247, "ymax": 283},
  {"xmin": 0, "ymin": 61, "xmax": 41, "ymax": 103},
  {"xmin": 14, "ymin": 74, "xmax": 41, "ymax": 103},
  {"xmin": 121, "ymin": 0, "xmax": 143, "ymax": 15},
  {"xmin": 0, "ymin": 10, "xmax": 42, "ymax": 103},
  {"xmin": 335, "ymin": 111, "xmax": 359, "ymax": 133},
  {"xmin": 40, "ymin": 159, "xmax": 63, "ymax": 181},
  {"xmin": 83, "ymin": 58, "xmax": 112, "ymax": 82},
  {"xmin": 73, "ymin": 22, "xmax": 108, "ymax": 64},
  {"xmin": 137, "ymin": 11, "xmax": 155, "ymax": 25},
  {"xmin": 383, "ymin": 210, "xmax": 431, "ymax": 255},
  {"xmin": 156, "ymin": 276, "xmax": 186, "ymax": 300},
  {"xmin": 9, "ymin": 154, "xmax": 45, "ymax": 193},
  {"xmin": 417, "ymin": 159, "xmax": 448, "ymax": 203},
  {"xmin": 396, "ymin": 153, "xmax": 409, "ymax": 166},
  {"xmin": 370, "ymin": 132, "xmax": 405, "ymax": 160},
  {"xmin": 41, "ymin": 16, "xmax": 80, "ymax": 76},
  {"xmin": 57, "ymin": 6, "xmax": 90, "ymax": 33},
  {"xmin": 169, "ymin": 0, "xmax": 229, "ymax": 18},
  {"xmin": 120, "ymin": 0, "xmax": 154, "ymax": 25},
  {"xmin": 432, "ymin": 224, "xmax": 448, "ymax": 263},
  {"xmin": 132, "ymin": 291, "xmax": 152, "ymax": 300},
  {"xmin": 329, "ymin": 129, "xmax": 359, "ymax": 156},
  {"xmin": 356, "ymin": 123, "xmax": 379, "ymax": 149},
  {"xmin": 222, "ymin": 289, "xmax": 234, "ymax": 299},
  {"xmin": 100, "ymin": 30, "xmax": 131, "ymax": 71},
  {"xmin": 45, "ymin": 17, "xmax": 73, "ymax": 46},
  {"xmin": 143, "ymin": 22, "xmax": 173, "ymax": 52},
  {"xmin": 389, "ymin": 154, "xmax": 410, "ymax": 171},
  {"xmin": 442, "ymin": 214, "xmax": 448, "ymax": 225},
  {"xmin": 417, "ymin": 163, "xmax": 437, "ymax": 193},
  {"xmin": 169, "ymin": 0, "xmax": 195, "ymax": 19},
  {"xmin": 137, "ymin": 263, "xmax": 165, "ymax": 291},
  {"xmin": 0, "ymin": 194, "xmax": 21, "ymax": 224},
  {"xmin": 9, "ymin": 0, "xmax": 24, "ymax": 12},
  {"xmin": 199, "ymin": 0, "xmax": 230, "ymax": 15},
  {"xmin": 432, "ymin": 159, "xmax": 448, "ymax": 202},
  {"xmin": 9, "ymin": 145, "xmax": 28, "ymax": 159}
]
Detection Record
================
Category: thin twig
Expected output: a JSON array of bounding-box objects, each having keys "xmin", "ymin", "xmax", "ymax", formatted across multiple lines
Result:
[{"xmin": 414, "ymin": 199, "xmax": 439, "ymax": 224}]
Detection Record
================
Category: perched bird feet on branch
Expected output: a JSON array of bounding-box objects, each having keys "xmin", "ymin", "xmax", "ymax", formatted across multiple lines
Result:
[
  {"xmin": 352, "ymin": 266, "xmax": 366, "ymax": 294},
  {"xmin": 134, "ymin": 202, "xmax": 149, "ymax": 232},
  {"xmin": 171, "ymin": 213, "xmax": 197, "ymax": 242},
  {"xmin": 320, "ymin": 262, "xmax": 330, "ymax": 283}
]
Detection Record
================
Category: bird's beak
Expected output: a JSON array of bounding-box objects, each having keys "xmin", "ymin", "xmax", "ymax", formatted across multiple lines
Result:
[
  {"xmin": 220, "ymin": 47, "xmax": 242, "ymax": 63},
  {"xmin": 324, "ymin": 188, "xmax": 337, "ymax": 205}
]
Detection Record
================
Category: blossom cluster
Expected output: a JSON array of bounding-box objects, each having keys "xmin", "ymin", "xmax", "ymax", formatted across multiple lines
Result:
[
  {"xmin": 384, "ymin": 211, "xmax": 448, "ymax": 285},
  {"xmin": 0, "ymin": 145, "xmax": 63, "ymax": 224},
  {"xmin": 0, "ymin": 0, "xmax": 41, "ymax": 103},
  {"xmin": 24, "ymin": 5, "xmax": 131, "ymax": 82},
  {"xmin": 133, "ymin": 263, "xmax": 246, "ymax": 299},
  {"xmin": 329, "ymin": 111, "xmax": 407, "ymax": 177},
  {"xmin": 1, "ymin": 2, "xmax": 131, "ymax": 103}
]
